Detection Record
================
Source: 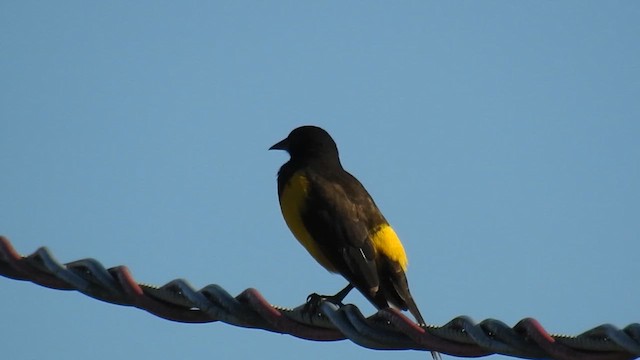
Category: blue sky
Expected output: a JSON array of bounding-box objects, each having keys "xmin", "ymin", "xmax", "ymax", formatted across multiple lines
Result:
[{"xmin": 1, "ymin": 2, "xmax": 638, "ymax": 359}]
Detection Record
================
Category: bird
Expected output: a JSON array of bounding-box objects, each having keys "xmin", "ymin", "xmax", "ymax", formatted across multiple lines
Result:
[{"xmin": 270, "ymin": 126, "xmax": 439, "ymax": 359}]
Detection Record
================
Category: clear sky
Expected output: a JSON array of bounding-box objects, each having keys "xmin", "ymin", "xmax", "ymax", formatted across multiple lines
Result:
[{"xmin": 1, "ymin": 2, "xmax": 638, "ymax": 359}]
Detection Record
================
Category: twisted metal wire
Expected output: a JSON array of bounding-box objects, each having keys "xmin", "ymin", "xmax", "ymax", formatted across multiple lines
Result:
[{"xmin": 1, "ymin": 235, "xmax": 638, "ymax": 360}]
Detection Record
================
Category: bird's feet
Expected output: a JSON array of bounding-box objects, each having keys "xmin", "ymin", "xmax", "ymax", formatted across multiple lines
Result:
[
  {"xmin": 302, "ymin": 292, "xmax": 345, "ymax": 319},
  {"xmin": 301, "ymin": 284, "xmax": 354, "ymax": 321}
]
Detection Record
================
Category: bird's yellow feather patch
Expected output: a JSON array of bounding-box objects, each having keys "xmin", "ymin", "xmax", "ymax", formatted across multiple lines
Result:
[
  {"xmin": 370, "ymin": 225, "xmax": 409, "ymax": 270},
  {"xmin": 279, "ymin": 171, "xmax": 337, "ymax": 272}
]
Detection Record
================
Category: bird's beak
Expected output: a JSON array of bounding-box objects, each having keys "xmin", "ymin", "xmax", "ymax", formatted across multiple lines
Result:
[{"xmin": 269, "ymin": 137, "xmax": 289, "ymax": 151}]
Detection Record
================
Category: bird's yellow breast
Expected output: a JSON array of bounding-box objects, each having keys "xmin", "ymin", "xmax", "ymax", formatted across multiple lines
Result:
[{"xmin": 279, "ymin": 171, "xmax": 338, "ymax": 272}]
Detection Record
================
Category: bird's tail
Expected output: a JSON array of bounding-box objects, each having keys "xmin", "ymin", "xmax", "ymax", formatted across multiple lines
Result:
[
  {"xmin": 385, "ymin": 267, "xmax": 441, "ymax": 360},
  {"xmin": 402, "ymin": 289, "xmax": 441, "ymax": 360}
]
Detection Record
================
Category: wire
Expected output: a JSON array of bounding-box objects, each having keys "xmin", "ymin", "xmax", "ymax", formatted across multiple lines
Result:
[{"xmin": 1, "ymin": 235, "xmax": 638, "ymax": 360}]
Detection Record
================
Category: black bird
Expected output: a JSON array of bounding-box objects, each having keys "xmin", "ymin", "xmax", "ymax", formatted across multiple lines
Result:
[{"xmin": 270, "ymin": 126, "xmax": 438, "ymax": 358}]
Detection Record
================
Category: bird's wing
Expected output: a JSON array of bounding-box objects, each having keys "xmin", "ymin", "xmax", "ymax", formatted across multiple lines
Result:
[{"xmin": 301, "ymin": 172, "xmax": 381, "ymax": 296}]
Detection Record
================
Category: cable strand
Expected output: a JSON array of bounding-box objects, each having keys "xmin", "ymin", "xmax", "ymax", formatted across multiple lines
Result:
[{"xmin": 0, "ymin": 236, "xmax": 637, "ymax": 360}]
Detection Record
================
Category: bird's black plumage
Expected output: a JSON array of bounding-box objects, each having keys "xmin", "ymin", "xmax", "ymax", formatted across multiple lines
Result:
[{"xmin": 270, "ymin": 125, "xmax": 428, "ymax": 329}]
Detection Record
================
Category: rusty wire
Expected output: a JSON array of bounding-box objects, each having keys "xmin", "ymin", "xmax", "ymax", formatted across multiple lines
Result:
[{"xmin": 1, "ymin": 235, "xmax": 638, "ymax": 360}]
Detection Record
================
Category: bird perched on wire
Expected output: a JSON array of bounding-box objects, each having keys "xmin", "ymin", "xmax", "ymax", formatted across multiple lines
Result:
[{"xmin": 270, "ymin": 125, "xmax": 439, "ymax": 359}]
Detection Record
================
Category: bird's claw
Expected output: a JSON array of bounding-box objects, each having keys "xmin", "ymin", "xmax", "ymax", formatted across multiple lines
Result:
[
  {"xmin": 302, "ymin": 292, "xmax": 346, "ymax": 320},
  {"xmin": 302, "ymin": 293, "xmax": 324, "ymax": 319}
]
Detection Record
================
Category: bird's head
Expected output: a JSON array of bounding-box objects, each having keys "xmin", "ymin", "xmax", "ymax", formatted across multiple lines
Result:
[{"xmin": 269, "ymin": 126, "xmax": 340, "ymax": 163}]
